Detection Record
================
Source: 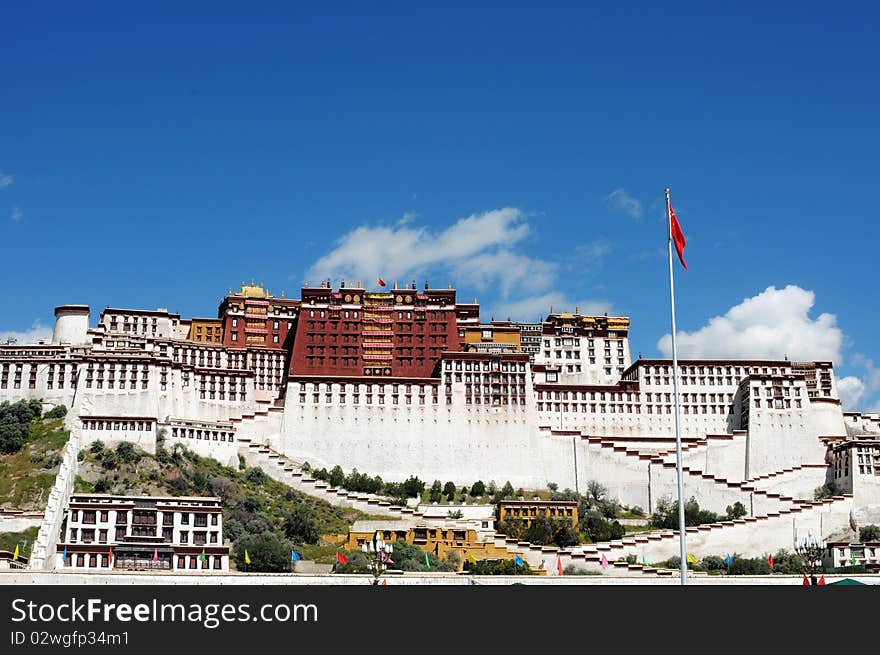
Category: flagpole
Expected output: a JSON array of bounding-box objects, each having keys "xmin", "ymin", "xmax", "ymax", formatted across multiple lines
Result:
[{"xmin": 666, "ymin": 187, "xmax": 688, "ymax": 586}]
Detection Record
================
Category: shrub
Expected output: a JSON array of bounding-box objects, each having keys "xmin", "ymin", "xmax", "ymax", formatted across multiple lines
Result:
[
  {"xmin": 115, "ymin": 441, "xmax": 140, "ymax": 464},
  {"xmin": 328, "ymin": 465, "xmax": 345, "ymax": 488},
  {"xmin": 651, "ymin": 496, "xmax": 720, "ymax": 529},
  {"xmin": 0, "ymin": 399, "xmax": 43, "ymax": 453},
  {"xmin": 582, "ymin": 511, "xmax": 625, "ymax": 542},
  {"xmin": 401, "ymin": 476, "xmax": 425, "ymax": 498},
  {"xmin": 245, "ymin": 467, "xmax": 267, "ymax": 485},
  {"xmin": 563, "ymin": 565, "xmax": 602, "ymax": 575},
  {"xmin": 89, "ymin": 440, "xmax": 105, "ymax": 454},
  {"xmin": 467, "ymin": 558, "xmax": 534, "ymax": 575},
  {"xmin": 629, "ymin": 506, "xmax": 645, "ymax": 517},
  {"xmin": 100, "ymin": 450, "xmax": 119, "ymax": 470},
  {"xmin": 283, "ymin": 505, "xmax": 319, "ymax": 545},
  {"xmin": 93, "ymin": 477, "xmax": 112, "ymax": 493},
  {"xmin": 43, "ymin": 405, "xmax": 67, "ymax": 420},
  {"xmin": 859, "ymin": 525, "xmax": 880, "ymax": 542},
  {"xmin": 233, "ymin": 532, "xmax": 293, "ymax": 573},
  {"xmin": 814, "ymin": 483, "xmax": 839, "ymax": 501},
  {"xmin": 499, "ymin": 515, "xmax": 580, "ymax": 548},
  {"xmin": 447, "ymin": 509, "xmax": 463, "ymax": 519},
  {"xmin": 725, "ymin": 502, "xmax": 747, "ymax": 520}
]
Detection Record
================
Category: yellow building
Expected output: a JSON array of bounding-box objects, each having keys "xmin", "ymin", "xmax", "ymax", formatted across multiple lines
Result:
[
  {"xmin": 188, "ymin": 317, "xmax": 223, "ymax": 343},
  {"xmin": 463, "ymin": 322, "xmax": 522, "ymax": 353},
  {"xmin": 345, "ymin": 521, "xmax": 516, "ymax": 569},
  {"xmin": 496, "ymin": 500, "xmax": 578, "ymax": 528}
]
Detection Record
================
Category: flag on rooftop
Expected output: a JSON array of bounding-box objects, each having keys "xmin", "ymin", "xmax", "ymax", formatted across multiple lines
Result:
[
  {"xmin": 377, "ymin": 277, "xmax": 386, "ymax": 287},
  {"xmin": 514, "ymin": 554, "xmax": 524, "ymax": 568},
  {"xmin": 686, "ymin": 553, "xmax": 698, "ymax": 565}
]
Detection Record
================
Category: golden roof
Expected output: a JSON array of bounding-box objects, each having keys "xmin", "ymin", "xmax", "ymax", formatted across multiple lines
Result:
[{"xmin": 233, "ymin": 281, "xmax": 271, "ymax": 299}]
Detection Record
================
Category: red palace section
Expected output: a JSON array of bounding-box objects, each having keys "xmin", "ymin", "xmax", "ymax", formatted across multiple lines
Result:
[{"xmin": 288, "ymin": 283, "xmax": 467, "ymax": 379}]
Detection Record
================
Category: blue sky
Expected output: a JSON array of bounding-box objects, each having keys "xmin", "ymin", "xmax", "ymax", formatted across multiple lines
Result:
[{"xmin": 1, "ymin": 2, "xmax": 878, "ymax": 410}]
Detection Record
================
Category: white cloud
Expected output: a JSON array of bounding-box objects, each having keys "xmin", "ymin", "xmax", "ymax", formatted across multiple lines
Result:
[
  {"xmin": 837, "ymin": 376, "xmax": 866, "ymax": 410},
  {"xmin": 0, "ymin": 321, "xmax": 53, "ymax": 345},
  {"xmin": 851, "ymin": 354, "xmax": 880, "ymax": 393},
  {"xmin": 607, "ymin": 188, "xmax": 642, "ymax": 219},
  {"xmin": 0, "ymin": 173, "xmax": 12, "ymax": 189},
  {"xmin": 454, "ymin": 250, "xmax": 557, "ymax": 298},
  {"xmin": 11, "ymin": 206, "xmax": 23, "ymax": 223},
  {"xmin": 306, "ymin": 208, "xmax": 612, "ymax": 322},
  {"xmin": 307, "ymin": 208, "xmax": 531, "ymax": 287},
  {"xmin": 487, "ymin": 292, "xmax": 612, "ymax": 323},
  {"xmin": 657, "ymin": 285, "xmax": 844, "ymax": 362}
]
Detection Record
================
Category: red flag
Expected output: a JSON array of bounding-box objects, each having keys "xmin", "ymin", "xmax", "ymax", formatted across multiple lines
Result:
[
  {"xmin": 377, "ymin": 277, "xmax": 386, "ymax": 287},
  {"xmin": 818, "ymin": 575, "xmax": 826, "ymax": 585},
  {"xmin": 802, "ymin": 574, "xmax": 810, "ymax": 586},
  {"xmin": 767, "ymin": 554, "xmax": 774, "ymax": 568},
  {"xmin": 557, "ymin": 556, "xmax": 564, "ymax": 576},
  {"xmin": 669, "ymin": 203, "xmax": 688, "ymax": 269},
  {"xmin": 381, "ymin": 579, "xmax": 387, "ymax": 586},
  {"xmin": 336, "ymin": 551, "xmax": 348, "ymax": 566},
  {"xmin": 109, "ymin": 548, "xmax": 114, "ymax": 566}
]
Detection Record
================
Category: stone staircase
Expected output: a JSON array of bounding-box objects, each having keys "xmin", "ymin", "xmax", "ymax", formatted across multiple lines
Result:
[
  {"xmin": 498, "ymin": 494, "xmax": 853, "ymax": 576},
  {"xmin": 582, "ymin": 435, "xmax": 798, "ymax": 513},
  {"xmin": 237, "ymin": 441, "xmax": 490, "ymax": 530},
  {"xmin": 28, "ymin": 429, "xmax": 81, "ymax": 570}
]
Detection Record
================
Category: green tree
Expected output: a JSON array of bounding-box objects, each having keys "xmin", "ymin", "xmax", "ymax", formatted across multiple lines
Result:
[
  {"xmin": 470, "ymin": 480, "xmax": 486, "ymax": 497},
  {"xmin": 442, "ymin": 481, "xmax": 456, "ymax": 499},
  {"xmin": 115, "ymin": 441, "xmax": 140, "ymax": 464},
  {"xmin": 328, "ymin": 465, "xmax": 345, "ymax": 488},
  {"xmin": 725, "ymin": 502, "xmax": 747, "ymax": 520},
  {"xmin": 859, "ymin": 525, "xmax": 880, "ymax": 542},
  {"xmin": 402, "ymin": 475, "xmax": 425, "ymax": 498},
  {"xmin": 500, "ymin": 481, "xmax": 515, "ymax": 500},
  {"xmin": 245, "ymin": 467, "xmax": 267, "ymax": 485},
  {"xmin": 283, "ymin": 505, "xmax": 319, "ymax": 544},
  {"xmin": 233, "ymin": 532, "xmax": 293, "ymax": 572},
  {"xmin": 0, "ymin": 399, "xmax": 43, "ymax": 454},
  {"xmin": 429, "ymin": 480, "xmax": 443, "ymax": 503},
  {"xmin": 43, "ymin": 405, "xmax": 67, "ymax": 420},
  {"xmin": 814, "ymin": 483, "xmax": 839, "ymax": 501}
]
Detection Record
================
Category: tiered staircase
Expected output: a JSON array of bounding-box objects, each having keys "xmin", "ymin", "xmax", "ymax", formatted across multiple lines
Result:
[{"xmin": 497, "ymin": 493, "xmax": 853, "ymax": 575}]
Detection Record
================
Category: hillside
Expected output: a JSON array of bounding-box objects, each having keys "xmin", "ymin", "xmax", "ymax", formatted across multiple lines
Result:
[
  {"xmin": 75, "ymin": 441, "xmax": 373, "ymax": 570},
  {"xmin": 0, "ymin": 407, "xmax": 69, "ymax": 511}
]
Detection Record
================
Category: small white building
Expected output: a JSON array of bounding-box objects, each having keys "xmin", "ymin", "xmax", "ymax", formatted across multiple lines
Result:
[{"xmin": 55, "ymin": 493, "xmax": 229, "ymax": 572}]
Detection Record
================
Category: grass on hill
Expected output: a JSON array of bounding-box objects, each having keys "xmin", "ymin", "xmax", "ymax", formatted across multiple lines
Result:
[
  {"xmin": 76, "ymin": 442, "xmax": 375, "ymax": 568},
  {"xmin": 0, "ymin": 417, "xmax": 69, "ymax": 511},
  {"xmin": 0, "ymin": 526, "xmax": 39, "ymax": 559}
]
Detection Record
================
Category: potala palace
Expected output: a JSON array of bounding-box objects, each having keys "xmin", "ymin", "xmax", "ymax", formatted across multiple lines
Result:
[{"xmin": 3, "ymin": 280, "xmax": 879, "ymax": 574}]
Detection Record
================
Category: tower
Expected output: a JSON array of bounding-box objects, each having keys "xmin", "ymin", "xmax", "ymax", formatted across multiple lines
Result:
[{"xmin": 52, "ymin": 305, "xmax": 90, "ymax": 344}]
